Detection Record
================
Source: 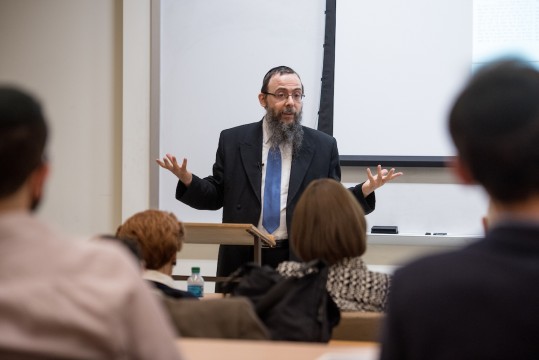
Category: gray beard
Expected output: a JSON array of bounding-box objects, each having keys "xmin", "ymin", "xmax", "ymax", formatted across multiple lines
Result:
[{"xmin": 265, "ymin": 107, "xmax": 304, "ymax": 156}]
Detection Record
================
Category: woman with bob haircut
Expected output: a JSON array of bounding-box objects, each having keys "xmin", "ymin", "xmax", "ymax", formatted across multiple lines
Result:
[
  {"xmin": 277, "ymin": 178, "xmax": 391, "ymax": 312},
  {"xmin": 116, "ymin": 209, "xmax": 196, "ymax": 299}
]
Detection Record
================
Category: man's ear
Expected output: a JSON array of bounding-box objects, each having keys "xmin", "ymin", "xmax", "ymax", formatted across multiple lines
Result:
[
  {"xmin": 258, "ymin": 93, "xmax": 267, "ymax": 108},
  {"xmin": 30, "ymin": 162, "xmax": 49, "ymax": 201},
  {"xmin": 451, "ymin": 156, "xmax": 475, "ymax": 184}
]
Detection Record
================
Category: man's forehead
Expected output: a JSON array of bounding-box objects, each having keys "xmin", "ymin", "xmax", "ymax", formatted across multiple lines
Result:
[{"xmin": 268, "ymin": 73, "xmax": 302, "ymax": 89}]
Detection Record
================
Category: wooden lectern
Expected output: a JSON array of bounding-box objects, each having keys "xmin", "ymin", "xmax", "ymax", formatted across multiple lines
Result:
[{"xmin": 173, "ymin": 223, "xmax": 275, "ymax": 282}]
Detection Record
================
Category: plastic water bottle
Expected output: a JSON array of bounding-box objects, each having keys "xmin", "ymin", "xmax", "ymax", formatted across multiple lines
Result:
[{"xmin": 187, "ymin": 266, "xmax": 204, "ymax": 298}]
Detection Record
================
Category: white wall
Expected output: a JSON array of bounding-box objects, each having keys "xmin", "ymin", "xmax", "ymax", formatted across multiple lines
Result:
[
  {"xmin": 0, "ymin": 0, "xmax": 123, "ymax": 236},
  {"xmin": 122, "ymin": 0, "xmax": 153, "ymax": 220}
]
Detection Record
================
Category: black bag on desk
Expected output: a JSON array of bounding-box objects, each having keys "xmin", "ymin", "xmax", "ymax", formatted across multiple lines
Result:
[{"xmin": 223, "ymin": 259, "xmax": 341, "ymax": 342}]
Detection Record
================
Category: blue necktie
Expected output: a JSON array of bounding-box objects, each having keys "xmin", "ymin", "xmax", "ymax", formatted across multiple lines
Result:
[{"xmin": 263, "ymin": 146, "xmax": 281, "ymax": 234}]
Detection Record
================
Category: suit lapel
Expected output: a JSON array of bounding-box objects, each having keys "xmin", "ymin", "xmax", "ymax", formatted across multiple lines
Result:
[
  {"xmin": 288, "ymin": 130, "xmax": 315, "ymax": 205},
  {"xmin": 240, "ymin": 121, "xmax": 263, "ymax": 203}
]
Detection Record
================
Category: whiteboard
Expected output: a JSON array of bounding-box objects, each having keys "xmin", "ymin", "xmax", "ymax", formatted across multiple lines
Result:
[
  {"xmin": 156, "ymin": 0, "xmax": 325, "ymax": 223},
  {"xmin": 355, "ymin": 182, "xmax": 488, "ymax": 237}
]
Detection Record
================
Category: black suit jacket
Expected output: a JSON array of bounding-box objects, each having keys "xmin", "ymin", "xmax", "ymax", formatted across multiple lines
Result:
[
  {"xmin": 380, "ymin": 222, "xmax": 539, "ymax": 360},
  {"xmin": 176, "ymin": 120, "xmax": 375, "ymax": 276},
  {"xmin": 148, "ymin": 280, "xmax": 198, "ymax": 300}
]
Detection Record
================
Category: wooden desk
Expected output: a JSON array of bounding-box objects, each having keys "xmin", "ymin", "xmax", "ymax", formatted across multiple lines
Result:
[
  {"xmin": 173, "ymin": 223, "xmax": 275, "ymax": 282},
  {"xmin": 176, "ymin": 338, "xmax": 380, "ymax": 360},
  {"xmin": 201, "ymin": 293, "xmax": 225, "ymax": 300},
  {"xmin": 331, "ymin": 312, "xmax": 385, "ymax": 342}
]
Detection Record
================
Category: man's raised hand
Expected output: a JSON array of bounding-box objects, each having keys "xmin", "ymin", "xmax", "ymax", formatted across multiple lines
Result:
[{"xmin": 156, "ymin": 153, "xmax": 193, "ymax": 186}]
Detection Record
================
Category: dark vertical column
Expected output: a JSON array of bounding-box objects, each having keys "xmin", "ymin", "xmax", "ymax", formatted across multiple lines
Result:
[{"xmin": 317, "ymin": 0, "xmax": 337, "ymax": 136}]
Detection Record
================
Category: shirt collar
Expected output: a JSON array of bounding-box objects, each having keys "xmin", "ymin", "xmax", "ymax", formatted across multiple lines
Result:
[{"xmin": 142, "ymin": 269, "xmax": 178, "ymax": 289}]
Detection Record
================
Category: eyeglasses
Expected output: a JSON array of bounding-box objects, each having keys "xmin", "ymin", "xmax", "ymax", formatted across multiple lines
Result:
[{"xmin": 263, "ymin": 91, "xmax": 305, "ymax": 102}]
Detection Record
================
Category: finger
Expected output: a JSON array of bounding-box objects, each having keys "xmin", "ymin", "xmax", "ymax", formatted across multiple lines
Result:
[
  {"xmin": 162, "ymin": 156, "xmax": 174, "ymax": 168},
  {"xmin": 387, "ymin": 171, "xmax": 405, "ymax": 183},
  {"xmin": 385, "ymin": 168, "xmax": 395, "ymax": 178},
  {"xmin": 366, "ymin": 167, "xmax": 374, "ymax": 181},
  {"xmin": 375, "ymin": 166, "xmax": 386, "ymax": 185},
  {"xmin": 388, "ymin": 170, "xmax": 403, "ymax": 179},
  {"xmin": 166, "ymin": 154, "xmax": 181, "ymax": 169},
  {"xmin": 180, "ymin": 158, "xmax": 188, "ymax": 170},
  {"xmin": 381, "ymin": 168, "xmax": 395, "ymax": 183}
]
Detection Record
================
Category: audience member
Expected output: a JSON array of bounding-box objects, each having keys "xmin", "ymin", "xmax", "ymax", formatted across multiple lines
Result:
[
  {"xmin": 277, "ymin": 178, "xmax": 391, "ymax": 312},
  {"xmin": 0, "ymin": 86, "xmax": 183, "ymax": 359},
  {"xmin": 115, "ymin": 210, "xmax": 270, "ymax": 339},
  {"xmin": 380, "ymin": 59, "xmax": 539, "ymax": 359},
  {"xmin": 116, "ymin": 209, "xmax": 197, "ymax": 299}
]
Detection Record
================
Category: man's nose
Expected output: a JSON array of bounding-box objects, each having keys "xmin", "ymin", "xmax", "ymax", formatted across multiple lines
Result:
[{"xmin": 285, "ymin": 94, "xmax": 295, "ymax": 105}]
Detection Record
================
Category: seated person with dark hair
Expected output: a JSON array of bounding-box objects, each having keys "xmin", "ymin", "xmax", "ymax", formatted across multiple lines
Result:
[
  {"xmin": 116, "ymin": 209, "xmax": 196, "ymax": 299},
  {"xmin": 0, "ymin": 86, "xmax": 182, "ymax": 359},
  {"xmin": 380, "ymin": 58, "xmax": 539, "ymax": 359}
]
